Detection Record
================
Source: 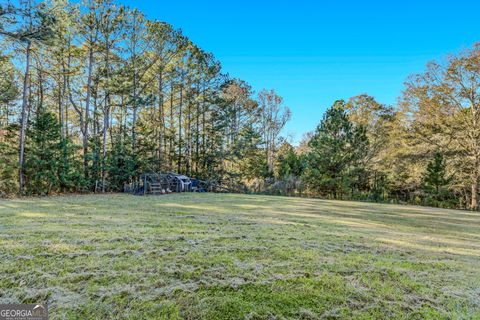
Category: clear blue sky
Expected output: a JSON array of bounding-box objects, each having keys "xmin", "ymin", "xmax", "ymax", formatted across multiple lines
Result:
[{"xmin": 121, "ymin": 0, "xmax": 479, "ymax": 143}]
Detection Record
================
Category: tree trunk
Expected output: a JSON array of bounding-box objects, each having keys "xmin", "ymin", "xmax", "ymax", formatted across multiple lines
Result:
[
  {"xmin": 178, "ymin": 84, "xmax": 183, "ymax": 173},
  {"xmin": 132, "ymin": 63, "xmax": 138, "ymax": 150},
  {"xmin": 157, "ymin": 70, "xmax": 164, "ymax": 165},
  {"xmin": 469, "ymin": 101, "xmax": 479, "ymax": 210},
  {"xmin": 101, "ymin": 39, "xmax": 111, "ymax": 193},
  {"xmin": 169, "ymin": 82, "xmax": 174, "ymax": 170},
  {"xmin": 84, "ymin": 46, "xmax": 94, "ymax": 179},
  {"xmin": 471, "ymin": 183, "xmax": 478, "ymax": 210},
  {"xmin": 471, "ymin": 169, "xmax": 479, "ymax": 210},
  {"xmin": 19, "ymin": 40, "xmax": 32, "ymax": 195},
  {"xmin": 59, "ymin": 57, "xmax": 67, "ymax": 140},
  {"xmin": 195, "ymin": 93, "xmax": 200, "ymax": 175},
  {"xmin": 202, "ymin": 88, "xmax": 207, "ymax": 171},
  {"xmin": 186, "ymin": 87, "xmax": 191, "ymax": 176},
  {"xmin": 102, "ymin": 105, "xmax": 109, "ymax": 193}
]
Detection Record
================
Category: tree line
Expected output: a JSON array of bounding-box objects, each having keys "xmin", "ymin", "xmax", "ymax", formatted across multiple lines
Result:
[
  {"xmin": 0, "ymin": 0, "xmax": 290, "ymax": 195},
  {"xmin": 267, "ymin": 44, "xmax": 480, "ymax": 211},
  {"xmin": 1, "ymin": 0, "xmax": 479, "ymax": 210}
]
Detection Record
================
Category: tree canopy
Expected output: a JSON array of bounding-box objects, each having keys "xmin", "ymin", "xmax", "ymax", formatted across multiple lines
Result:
[{"xmin": 0, "ymin": 0, "xmax": 479, "ymax": 210}]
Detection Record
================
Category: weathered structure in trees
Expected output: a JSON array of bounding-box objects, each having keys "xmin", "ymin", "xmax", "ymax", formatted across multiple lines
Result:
[{"xmin": 125, "ymin": 172, "xmax": 209, "ymax": 195}]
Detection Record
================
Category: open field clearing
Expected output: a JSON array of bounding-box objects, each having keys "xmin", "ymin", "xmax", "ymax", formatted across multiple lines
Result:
[{"xmin": 0, "ymin": 193, "xmax": 479, "ymax": 319}]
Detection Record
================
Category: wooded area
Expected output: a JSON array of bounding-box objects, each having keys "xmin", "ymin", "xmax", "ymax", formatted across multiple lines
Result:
[{"xmin": 1, "ymin": 0, "xmax": 480, "ymax": 210}]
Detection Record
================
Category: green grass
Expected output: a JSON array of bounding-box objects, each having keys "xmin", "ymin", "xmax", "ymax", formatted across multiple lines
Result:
[{"xmin": 0, "ymin": 193, "xmax": 479, "ymax": 319}]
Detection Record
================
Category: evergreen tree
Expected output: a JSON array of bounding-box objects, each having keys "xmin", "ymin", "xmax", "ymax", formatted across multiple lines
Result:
[
  {"xmin": 238, "ymin": 126, "xmax": 268, "ymax": 180},
  {"xmin": 57, "ymin": 137, "xmax": 83, "ymax": 193},
  {"xmin": 423, "ymin": 152, "xmax": 451, "ymax": 194},
  {"xmin": 107, "ymin": 134, "xmax": 136, "ymax": 191},
  {"xmin": 274, "ymin": 142, "xmax": 302, "ymax": 179},
  {"xmin": 24, "ymin": 108, "xmax": 63, "ymax": 195},
  {"xmin": 0, "ymin": 124, "xmax": 20, "ymax": 196},
  {"xmin": 304, "ymin": 101, "xmax": 368, "ymax": 198},
  {"xmin": 0, "ymin": 56, "xmax": 18, "ymax": 128},
  {"xmin": 0, "ymin": 0, "xmax": 57, "ymax": 194}
]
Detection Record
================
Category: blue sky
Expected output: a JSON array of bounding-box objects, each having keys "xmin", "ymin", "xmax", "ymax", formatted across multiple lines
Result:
[{"xmin": 121, "ymin": 0, "xmax": 479, "ymax": 143}]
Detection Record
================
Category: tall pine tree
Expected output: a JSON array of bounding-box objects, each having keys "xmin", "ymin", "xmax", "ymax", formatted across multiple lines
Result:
[{"xmin": 304, "ymin": 100, "xmax": 368, "ymax": 198}]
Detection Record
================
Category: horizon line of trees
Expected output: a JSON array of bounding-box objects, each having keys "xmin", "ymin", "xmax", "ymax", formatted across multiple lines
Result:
[
  {"xmin": 267, "ymin": 42, "xmax": 480, "ymax": 210},
  {"xmin": 0, "ymin": 0, "xmax": 291, "ymax": 196},
  {"xmin": 1, "ymin": 0, "xmax": 479, "ymax": 211}
]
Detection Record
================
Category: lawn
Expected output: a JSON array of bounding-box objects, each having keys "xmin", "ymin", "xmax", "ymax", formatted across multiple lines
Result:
[{"xmin": 0, "ymin": 193, "xmax": 479, "ymax": 319}]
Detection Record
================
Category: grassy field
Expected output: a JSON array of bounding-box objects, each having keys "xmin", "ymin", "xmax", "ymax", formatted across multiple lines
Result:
[{"xmin": 0, "ymin": 193, "xmax": 479, "ymax": 319}]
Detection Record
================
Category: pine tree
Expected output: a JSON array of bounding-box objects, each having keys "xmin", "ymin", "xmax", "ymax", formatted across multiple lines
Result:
[
  {"xmin": 0, "ymin": 124, "xmax": 20, "ymax": 196},
  {"xmin": 24, "ymin": 108, "xmax": 63, "ymax": 195},
  {"xmin": 0, "ymin": 0, "xmax": 56, "ymax": 194},
  {"xmin": 0, "ymin": 56, "xmax": 18, "ymax": 128},
  {"xmin": 238, "ymin": 126, "xmax": 268, "ymax": 180},
  {"xmin": 423, "ymin": 152, "xmax": 451, "ymax": 194},
  {"xmin": 274, "ymin": 142, "xmax": 302, "ymax": 179},
  {"xmin": 107, "ymin": 134, "xmax": 136, "ymax": 191},
  {"xmin": 304, "ymin": 100, "xmax": 368, "ymax": 198}
]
